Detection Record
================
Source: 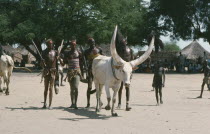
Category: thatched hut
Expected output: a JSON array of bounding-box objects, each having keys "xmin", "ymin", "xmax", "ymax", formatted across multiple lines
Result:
[
  {"xmin": 178, "ymin": 41, "xmax": 210, "ymax": 60},
  {"xmin": 16, "ymin": 45, "xmax": 36, "ymax": 64},
  {"xmin": 2, "ymin": 45, "xmax": 16, "ymax": 55},
  {"xmin": 2, "ymin": 45, "xmax": 21, "ymax": 63},
  {"xmin": 2, "ymin": 45, "xmax": 36, "ymax": 64}
]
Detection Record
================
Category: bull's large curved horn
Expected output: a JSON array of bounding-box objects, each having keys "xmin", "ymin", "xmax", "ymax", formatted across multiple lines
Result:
[
  {"xmin": 110, "ymin": 25, "xmax": 126, "ymax": 65},
  {"xmin": 130, "ymin": 36, "xmax": 155, "ymax": 67}
]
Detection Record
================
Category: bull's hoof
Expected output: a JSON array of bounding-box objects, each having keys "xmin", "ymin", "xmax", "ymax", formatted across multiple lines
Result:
[
  {"xmin": 105, "ymin": 105, "xmax": 111, "ymax": 110},
  {"xmin": 117, "ymin": 104, "xmax": 121, "ymax": 109},
  {"xmin": 156, "ymin": 103, "xmax": 159, "ymax": 106},
  {"xmin": 160, "ymin": 100, "xmax": 163, "ymax": 104},
  {"xmin": 112, "ymin": 113, "xmax": 118, "ymax": 117},
  {"xmin": 85, "ymin": 104, "xmax": 90, "ymax": 108},
  {"xmin": 126, "ymin": 107, "xmax": 132, "ymax": 111},
  {"xmin": 5, "ymin": 92, "xmax": 9, "ymax": 95},
  {"xmin": 0, "ymin": 89, "xmax": 3, "ymax": 92},
  {"xmin": 48, "ymin": 107, "xmax": 52, "ymax": 110}
]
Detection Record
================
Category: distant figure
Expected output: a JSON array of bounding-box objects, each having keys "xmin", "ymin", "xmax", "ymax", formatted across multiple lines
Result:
[
  {"xmin": 197, "ymin": 60, "xmax": 210, "ymax": 98},
  {"xmin": 178, "ymin": 52, "xmax": 185, "ymax": 72},
  {"xmin": 152, "ymin": 61, "xmax": 165, "ymax": 105},
  {"xmin": 203, "ymin": 51, "xmax": 207, "ymax": 61}
]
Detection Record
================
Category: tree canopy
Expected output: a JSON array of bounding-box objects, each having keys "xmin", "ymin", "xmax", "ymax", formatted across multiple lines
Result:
[
  {"xmin": 163, "ymin": 42, "xmax": 180, "ymax": 52},
  {"xmin": 149, "ymin": 0, "xmax": 210, "ymax": 43},
  {"xmin": 0, "ymin": 0, "xmax": 153, "ymax": 60}
]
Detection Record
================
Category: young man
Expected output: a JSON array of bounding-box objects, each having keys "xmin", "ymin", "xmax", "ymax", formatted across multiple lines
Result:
[
  {"xmin": 152, "ymin": 61, "xmax": 165, "ymax": 105},
  {"xmin": 41, "ymin": 39, "xmax": 59, "ymax": 109},
  {"xmin": 197, "ymin": 60, "xmax": 210, "ymax": 98},
  {"xmin": 84, "ymin": 38, "xmax": 103, "ymax": 108},
  {"xmin": 60, "ymin": 39, "xmax": 82, "ymax": 109}
]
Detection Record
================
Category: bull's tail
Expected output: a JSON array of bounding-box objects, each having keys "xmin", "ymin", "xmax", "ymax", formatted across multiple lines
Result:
[
  {"xmin": 13, "ymin": 67, "xmax": 32, "ymax": 72},
  {"xmin": 5, "ymin": 55, "xmax": 14, "ymax": 67}
]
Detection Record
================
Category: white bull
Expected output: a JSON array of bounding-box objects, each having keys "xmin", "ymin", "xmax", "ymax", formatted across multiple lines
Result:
[
  {"xmin": 92, "ymin": 26, "xmax": 155, "ymax": 116},
  {"xmin": 0, "ymin": 54, "xmax": 14, "ymax": 95}
]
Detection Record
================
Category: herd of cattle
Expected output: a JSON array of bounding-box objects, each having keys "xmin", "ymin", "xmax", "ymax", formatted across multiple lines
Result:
[{"xmin": 0, "ymin": 26, "xmax": 155, "ymax": 116}]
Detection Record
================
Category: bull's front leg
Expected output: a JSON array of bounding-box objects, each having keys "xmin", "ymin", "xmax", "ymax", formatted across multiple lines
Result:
[
  {"xmin": 95, "ymin": 84, "xmax": 103, "ymax": 112},
  {"xmin": 111, "ymin": 90, "xmax": 118, "ymax": 116},
  {"xmin": 105, "ymin": 84, "xmax": 111, "ymax": 110}
]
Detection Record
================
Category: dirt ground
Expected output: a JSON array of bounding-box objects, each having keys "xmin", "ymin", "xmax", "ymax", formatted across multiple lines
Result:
[{"xmin": 0, "ymin": 73, "xmax": 210, "ymax": 134}]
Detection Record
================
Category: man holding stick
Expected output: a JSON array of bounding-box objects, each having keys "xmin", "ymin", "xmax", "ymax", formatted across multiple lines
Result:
[{"xmin": 40, "ymin": 39, "xmax": 59, "ymax": 109}]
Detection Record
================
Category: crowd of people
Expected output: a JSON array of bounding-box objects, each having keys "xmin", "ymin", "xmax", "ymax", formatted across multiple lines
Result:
[
  {"xmin": 39, "ymin": 37, "xmax": 103, "ymax": 109},
  {"xmin": 135, "ymin": 52, "xmax": 209, "ymax": 74}
]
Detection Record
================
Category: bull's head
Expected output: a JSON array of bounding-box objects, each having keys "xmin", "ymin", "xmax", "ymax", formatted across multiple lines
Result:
[{"xmin": 110, "ymin": 26, "xmax": 154, "ymax": 87}]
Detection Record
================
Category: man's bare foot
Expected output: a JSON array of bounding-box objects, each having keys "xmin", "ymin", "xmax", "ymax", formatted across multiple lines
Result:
[
  {"xmin": 42, "ymin": 105, "xmax": 47, "ymax": 109},
  {"xmin": 197, "ymin": 96, "xmax": 202, "ymax": 98},
  {"xmin": 69, "ymin": 104, "xmax": 74, "ymax": 108}
]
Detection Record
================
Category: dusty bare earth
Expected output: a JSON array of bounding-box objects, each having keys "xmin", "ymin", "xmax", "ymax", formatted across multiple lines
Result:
[{"xmin": 0, "ymin": 73, "xmax": 210, "ymax": 134}]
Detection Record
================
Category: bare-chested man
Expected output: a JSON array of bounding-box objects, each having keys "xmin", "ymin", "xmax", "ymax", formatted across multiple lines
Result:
[
  {"xmin": 152, "ymin": 61, "xmax": 165, "ymax": 105},
  {"xmin": 41, "ymin": 39, "xmax": 59, "ymax": 109},
  {"xmin": 84, "ymin": 38, "xmax": 103, "ymax": 108},
  {"xmin": 60, "ymin": 39, "xmax": 82, "ymax": 109},
  {"xmin": 197, "ymin": 60, "xmax": 210, "ymax": 98}
]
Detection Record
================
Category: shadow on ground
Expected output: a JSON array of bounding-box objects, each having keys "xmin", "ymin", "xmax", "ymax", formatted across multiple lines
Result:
[
  {"xmin": 59, "ymin": 107, "xmax": 117, "ymax": 121},
  {"xmin": 132, "ymin": 104, "xmax": 157, "ymax": 107},
  {"xmin": 5, "ymin": 106, "xmax": 115, "ymax": 121},
  {"xmin": 5, "ymin": 106, "xmax": 65, "ymax": 111}
]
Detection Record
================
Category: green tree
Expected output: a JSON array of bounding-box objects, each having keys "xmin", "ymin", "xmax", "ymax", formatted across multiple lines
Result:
[
  {"xmin": 149, "ymin": 0, "xmax": 210, "ymax": 43},
  {"xmin": 163, "ymin": 42, "xmax": 180, "ymax": 52},
  {"xmin": 0, "ymin": 0, "xmax": 151, "ymax": 61}
]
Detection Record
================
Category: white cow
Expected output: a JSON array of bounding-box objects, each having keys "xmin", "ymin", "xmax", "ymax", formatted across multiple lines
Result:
[
  {"xmin": 0, "ymin": 54, "xmax": 14, "ymax": 95},
  {"xmin": 92, "ymin": 26, "xmax": 154, "ymax": 116}
]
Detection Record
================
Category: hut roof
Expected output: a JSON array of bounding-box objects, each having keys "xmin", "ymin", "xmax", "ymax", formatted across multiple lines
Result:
[
  {"xmin": 2, "ymin": 45, "xmax": 17, "ymax": 54},
  {"xmin": 179, "ymin": 41, "xmax": 210, "ymax": 59}
]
